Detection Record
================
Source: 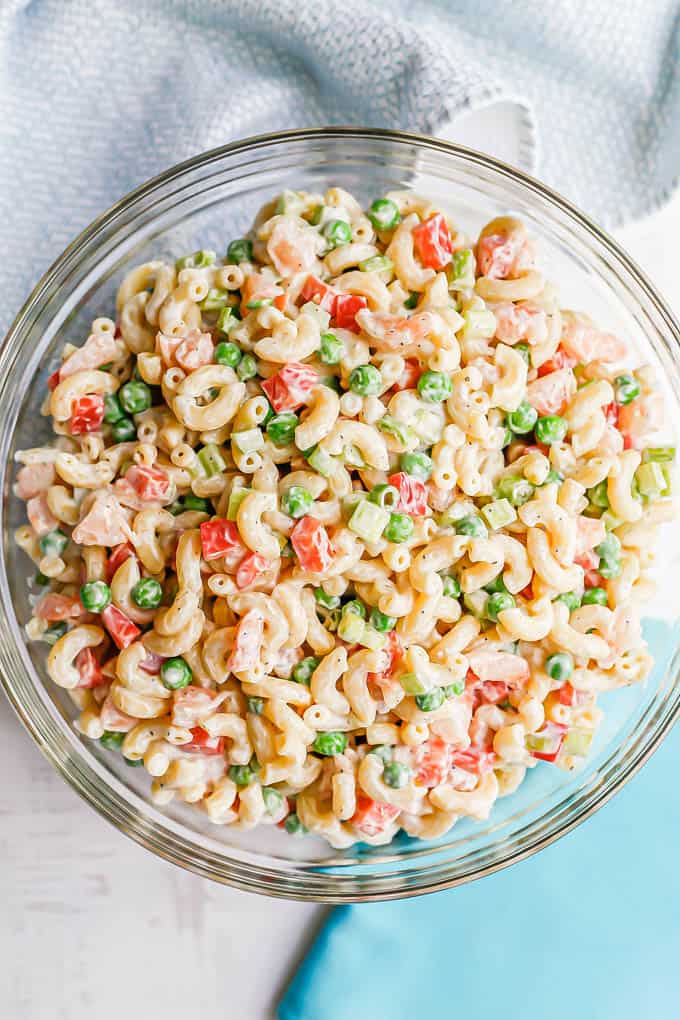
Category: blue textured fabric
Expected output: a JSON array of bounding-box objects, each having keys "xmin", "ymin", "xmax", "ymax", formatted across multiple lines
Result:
[
  {"xmin": 279, "ymin": 619, "xmax": 680, "ymax": 1020},
  {"xmin": 2, "ymin": 0, "xmax": 680, "ymax": 337}
]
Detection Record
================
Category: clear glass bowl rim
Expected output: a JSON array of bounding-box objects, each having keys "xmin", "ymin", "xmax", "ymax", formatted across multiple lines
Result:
[{"xmin": 2, "ymin": 126, "xmax": 680, "ymax": 902}]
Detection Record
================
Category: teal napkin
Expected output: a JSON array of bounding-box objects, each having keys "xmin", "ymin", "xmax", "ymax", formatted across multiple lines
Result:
[{"xmin": 280, "ymin": 620, "xmax": 680, "ymax": 1019}]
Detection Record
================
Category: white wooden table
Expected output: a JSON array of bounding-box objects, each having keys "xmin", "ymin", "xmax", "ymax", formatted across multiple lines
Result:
[{"xmin": 2, "ymin": 180, "xmax": 679, "ymax": 1020}]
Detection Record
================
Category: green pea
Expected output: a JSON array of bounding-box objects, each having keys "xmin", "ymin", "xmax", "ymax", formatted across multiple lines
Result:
[
  {"xmin": 103, "ymin": 393, "xmax": 125, "ymax": 424},
  {"xmin": 284, "ymin": 812, "xmax": 307, "ymax": 835},
  {"xmin": 281, "ymin": 484, "xmax": 313, "ymax": 519},
  {"xmin": 119, "ymin": 380, "xmax": 152, "ymax": 415},
  {"xmin": 368, "ymin": 484, "xmax": 400, "ymax": 509},
  {"xmin": 399, "ymin": 451, "xmax": 433, "ymax": 481},
  {"xmin": 496, "ymin": 474, "xmax": 535, "ymax": 507},
  {"xmin": 596, "ymin": 533, "xmax": 622, "ymax": 578},
  {"xmin": 582, "ymin": 587, "xmax": 608, "ymax": 606},
  {"xmin": 236, "ymin": 354, "xmax": 257, "ymax": 381},
  {"xmin": 227, "ymin": 238, "xmax": 253, "ymax": 264},
  {"xmin": 246, "ymin": 696, "xmax": 264, "ymax": 715},
  {"xmin": 515, "ymin": 343, "xmax": 531, "ymax": 366},
  {"xmin": 455, "ymin": 515, "xmax": 488, "ymax": 538},
  {"xmin": 214, "ymin": 341, "xmax": 242, "ymax": 368},
  {"xmin": 39, "ymin": 530, "xmax": 68, "ymax": 557},
  {"xmin": 444, "ymin": 678, "xmax": 465, "ymax": 698},
  {"xmin": 614, "ymin": 373, "xmax": 640, "ymax": 406},
  {"xmin": 111, "ymin": 417, "xmax": 136, "ymax": 442},
  {"xmin": 131, "ymin": 577, "xmax": 163, "ymax": 609},
  {"xmin": 183, "ymin": 494, "xmax": 212, "ymax": 513},
  {"xmin": 404, "ymin": 292, "xmax": 419, "ymax": 310},
  {"xmin": 342, "ymin": 599, "xmax": 366, "ymax": 620},
  {"xmin": 160, "ymin": 656, "xmax": 193, "ymax": 690},
  {"xmin": 323, "ymin": 219, "xmax": 352, "ymax": 249},
  {"xmin": 349, "ymin": 364, "xmax": 382, "ymax": 396},
  {"xmin": 34, "ymin": 571, "xmax": 50, "ymax": 587},
  {"xmin": 319, "ymin": 332, "xmax": 344, "ymax": 365},
  {"xmin": 417, "ymin": 370, "xmax": 452, "ymax": 403},
  {"xmin": 486, "ymin": 591, "xmax": 515, "ymax": 621},
  {"xmin": 415, "ymin": 688, "xmax": 445, "ymax": 712},
  {"xmin": 506, "ymin": 401, "xmax": 538, "ymax": 435},
  {"xmin": 125, "ymin": 756, "xmax": 144, "ymax": 767},
  {"xmin": 79, "ymin": 580, "xmax": 112, "ymax": 613},
  {"xmin": 383, "ymin": 761, "xmax": 411, "ymax": 789},
  {"xmin": 266, "ymin": 412, "xmax": 298, "ymax": 447},
  {"xmin": 555, "ymin": 591, "xmax": 581, "ymax": 612},
  {"xmin": 367, "ymin": 198, "xmax": 401, "ymax": 232},
  {"xmin": 228, "ymin": 764, "xmax": 254, "ymax": 786},
  {"xmin": 441, "ymin": 575, "xmax": 461, "ymax": 598},
  {"xmin": 314, "ymin": 587, "xmax": 341, "ymax": 611},
  {"xmin": 369, "ymin": 608, "xmax": 396, "ymax": 632},
  {"xmin": 291, "ymin": 656, "xmax": 320, "ymax": 685},
  {"xmin": 313, "ymin": 731, "xmax": 348, "ymax": 756},
  {"xmin": 384, "ymin": 512, "xmax": 414, "ymax": 543},
  {"xmin": 545, "ymin": 652, "xmax": 574, "ymax": 681},
  {"xmin": 44, "ymin": 621, "xmax": 68, "ymax": 645},
  {"xmin": 535, "ymin": 415, "xmax": 568, "ymax": 445},
  {"xmin": 100, "ymin": 731, "xmax": 125, "ymax": 751},
  {"xmin": 368, "ymin": 744, "xmax": 393, "ymax": 763}
]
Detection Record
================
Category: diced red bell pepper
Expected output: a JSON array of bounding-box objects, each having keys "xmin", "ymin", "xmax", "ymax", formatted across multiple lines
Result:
[
  {"xmin": 350, "ymin": 795, "xmax": 400, "ymax": 837},
  {"xmin": 200, "ymin": 518, "xmax": 244, "ymax": 562},
  {"xmin": 75, "ymin": 647, "xmax": 105, "ymax": 688},
  {"xmin": 368, "ymin": 629, "xmax": 404, "ymax": 688},
  {"xmin": 537, "ymin": 349, "xmax": 578, "ymax": 377},
  {"xmin": 387, "ymin": 472, "xmax": 428, "ymax": 515},
  {"xmin": 125, "ymin": 464, "xmax": 171, "ymax": 502},
  {"xmin": 272, "ymin": 293, "xmax": 287, "ymax": 313},
  {"xmin": 290, "ymin": 516, "xmax": 333, "ymax": 572},
  {"xmin": 530, "ymin": 722, "xmax": 567, "ymax": 762},
  {"xmin": 300, "ymin": 275, "xmax": 338, "ymax": 312},
  {"xmin": 391, "ymin": 357, "xmax": 422, "ymax": 392},
  {"xmin": 70, "ymin": 394, "xmax": 104, "ymax": 435},
  {"xmin": 47, "ymin": 369, "xmax": 61, "ymax": 391},
  {"xmin": 412, "ymin": 213, "xmax": 454, "ymax": 271},
  {"xmin": 101, "ymin": 604, "xmax": 141, "ymax": 650},
  {"xmin": 414, "ymin": 735, "xmax": 453, "ymax": 788},
  {"xmin": 584, "ymin": 568, "xmax": 605, "ymax": 589},
  {"xmin": 105, "ymin": 543, "xmax": 136, "ymax": 583},
  {"xmin": 604, "ymin": 401, "xmax": 619, "ymax": 427},
  {"xmin": 182, "ymin": 726, "xmax": 225, "ymax": 755},
  {"xmin": 449, "ymin": 748, "xmax": 497, "ymax": 774},
  {"xmin": 558, "ymin": 682, "xmax": 575, "ymax": 706},
  {"xmin": 236, "ymin": 552, "xmax": 270, "ymax": 589},
  {"xmin": 332, "ymin": 294, "xmax": 367, "ymax": 333},
  {"xmin": 519, "ymin": 582, "xmax": 533, "ymax": 600},
  {"xmin": 261, "ymin": 362, "xmax": 318, "ymax": 412}
]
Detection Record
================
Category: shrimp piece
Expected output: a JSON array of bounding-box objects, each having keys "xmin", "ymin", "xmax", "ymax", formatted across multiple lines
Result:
[
  {"xmin": 226, "ymin": 609, "xmax": 265, "ymax": 673},
  {"xmin": 267, "ymin": 219, "xmax": 317, "ymax": 277},
  {"xmin": 72, "ymin": 492, "xmax": 132, "ymax": 547},
  {"xmin": 175, "ymin": 330, "xmax": 214, "ymax": 372},
  {"xmin": 467, "ymin": 650, "xmax": 530, "ymax": 686},
  {"xmin": 526, "ymin": 368, "xmax": 576, "ymax": 416},
  {"xmin": 99, "ymin": 694, "xmax": 137, "ymax": 732},
  {"xmin": 355, "ymin": 310, "xmax": 441, "ymax": 353},
  {"xmin": 15, "ymin": 462, "xmax": 56, "ymax": 500},
  {"xmin": 171, "ymin": 685, "xmax": 229, "ymax": 728},
  {"xmin": 560, "ymin": 313, "xmax": 627, "ymax": 364},
  {"xmin": 59, "ymin": 333, "xmax": 120, "ymax": 380},
  {"xmin": 35, "ymin": 594, "xmax": 85, "ymax": 622},
  {"xmin": 617, "ymin": 393, "xmax": 663, "ymax": 449},
  {"xmin": 27, "ymin": 494, "xmax": 58, "ymax": 536},
  {"xmin": 493, "ymin": 302, "xmax": 548, "ymax": 345}
]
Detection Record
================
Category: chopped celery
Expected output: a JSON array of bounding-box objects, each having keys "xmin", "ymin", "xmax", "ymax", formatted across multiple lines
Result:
[
  {"xmin": 359, "ymin": 627, "xmax": 387, "ymax": 651},
  {"xmin": 448, "ymin": 249, "xmax": 475, "ymax": 290},
  {"xmin": 342, "ymin": 492, "xmax": 368, "ymax": 520},
  {"xmin": 377, "ymin": 416, "xmax": 418, "ymax": 447},
  {"xmin": 642, "ymin": 446, "xmax": 676, "ymax": 463},
  {"xmin": 300, "ymin": 300, "xmax": 331, "ymax": 331},
  {"xmin": 276, "ymin": 189, "xmax": 306, "ymax": 215},
  {"xmin": 337, "ymin": 613, "xmax": 365, "ymax": 644},
  {"xmin": 564, "ymin": 727, "xmax": 593, "ymax": 756},
  {"xmin": 217, "ymin": 306, "xmax": 236, "ymax": 335},
  {"xmin": 463, "ymin": 590, "xmax": 488, "ymax": 618},
  {"xmin": 197, "ymin": 444, "xmax": 227, "ymax": 476},
  {"xmin": 526, "ymin": 729, "xmax": 562, "ymax": 755},
  {"xmin": 462, "ymin": 307, "xmax": 496, "ymax": 339},
  {"xmin": 232, "ymin": 428, "xmax": 264, "ymax": 454},
  {"xmin": 481, "ymin": 498, "xmax": 517, "ymax": 530},
  {"xmin": 307, "ymin": 445, "xmax": 336, "ymax": 477},
  {"xmin": 348, "ymin": 500, "xmax": 390, "ymax": 542},
  {"xmin": 227, "ymin": 487, "xmax": 251, "ymax": 520},
  {"xmin": 635, "ymin": 461, "xmax": 667, "ymax": 498},
  {"xmin": 175, "ymin": 249, "xmax": 215, "ymax": 272},
  {"xmin": 200, "ymin": 288, "xmax": 230, "ymax": 311},
  {"xmin": 358, "ymin": 255, "xmax": 394, "ymax": 274},
  {"xmin": 399, "ymin": 672, "xmax": 430, "ymax": 696},
  {"xmin": 601, "ymin": 509, "xmax": 623, "ymax": 531}
]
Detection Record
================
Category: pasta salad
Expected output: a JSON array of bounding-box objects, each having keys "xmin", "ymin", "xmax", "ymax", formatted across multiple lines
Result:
[{"xmin": 14, "ymin": 186, "xmax": 675, "ymax": 848}]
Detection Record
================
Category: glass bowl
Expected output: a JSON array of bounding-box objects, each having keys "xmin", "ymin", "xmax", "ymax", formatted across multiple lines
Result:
[{"xmin": 2, "ymin": 128, "xmax": 680, "ymax": 902}]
